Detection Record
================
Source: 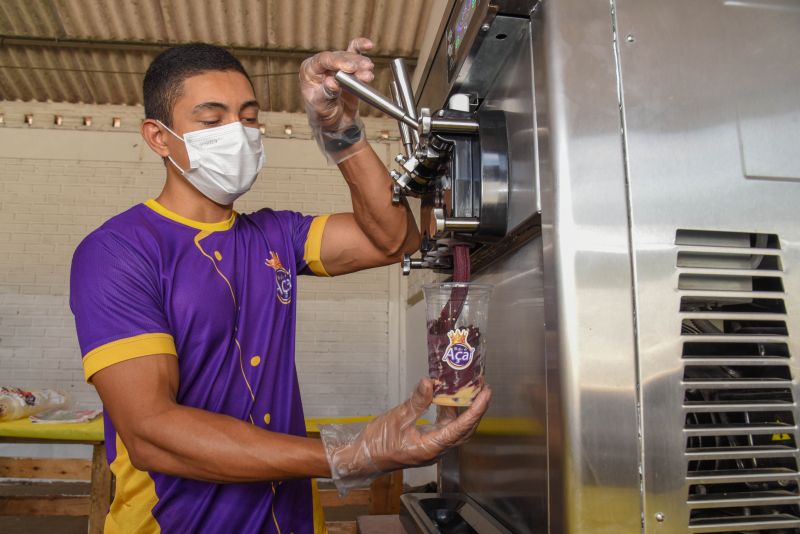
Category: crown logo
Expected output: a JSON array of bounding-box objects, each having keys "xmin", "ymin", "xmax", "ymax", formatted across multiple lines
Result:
[
  {"xmin": 265, "ymin": 251, "xmax": 285, "ymax": 271},
  {"xmin": 265, "ymin": 251, "xmax": 292, "ymax": 305},
  {"xmin": 443, "ymin": 328, "xmax": 475, "ymax": 370},
  {"xmin": 447, "ymin": 328, "xmax": 469, "ymax": 345}
]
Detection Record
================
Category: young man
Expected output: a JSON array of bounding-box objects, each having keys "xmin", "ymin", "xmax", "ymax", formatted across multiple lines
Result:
[{"xmin": 70, "ymin": 38, "xmax": 491, "ymax": 533}]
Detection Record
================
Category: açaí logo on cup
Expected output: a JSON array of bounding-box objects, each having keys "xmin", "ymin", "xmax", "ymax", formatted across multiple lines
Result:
[
  {"xmin": 443, "ymin": 328, "xmax": 475, "ymax": 370},
  {"xmin": 265, "ymin": 251, "xmax": 292, "ymax": 305}
]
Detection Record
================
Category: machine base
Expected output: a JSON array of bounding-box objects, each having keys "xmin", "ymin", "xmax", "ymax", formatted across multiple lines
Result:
[{"xmin": 399, "ymin": 493, "xmax": 512, "ymax": 534}]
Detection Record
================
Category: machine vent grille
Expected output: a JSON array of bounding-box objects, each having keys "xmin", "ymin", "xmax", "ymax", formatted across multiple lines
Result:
[{"xmin": 678, "ymin": 229, "xmax": 800, "ymax": 533}]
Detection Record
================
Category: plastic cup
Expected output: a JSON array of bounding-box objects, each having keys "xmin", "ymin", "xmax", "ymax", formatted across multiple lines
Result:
[{"xmin": 423, "ymin": 283, "xmax": 492, "ymax": 406}]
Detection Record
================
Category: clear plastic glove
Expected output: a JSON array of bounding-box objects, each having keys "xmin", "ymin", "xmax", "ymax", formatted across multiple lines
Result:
[
  {"xmin": 319, "ymin": 378, "xmax": 492, "ymax": 495},
  {"xmin": 299, "ymin": 37, "xmax": 376, "ymax": 164}
]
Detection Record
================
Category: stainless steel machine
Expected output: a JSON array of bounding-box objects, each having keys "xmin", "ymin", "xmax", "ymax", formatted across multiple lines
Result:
[{"xmin": 343, "ymin": 0, "xmax": 800, "ymax": 532}]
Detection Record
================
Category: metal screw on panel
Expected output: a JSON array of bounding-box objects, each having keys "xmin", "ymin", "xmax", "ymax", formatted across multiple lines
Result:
[
  {"xmin": 626, "ymin": 34, "xmax": 635, "ymax": 43},
  {"xmin": 655, "ymin": 512, "xmax": 665, "ymax": 522},
  {"xmin": 481, "ymin": 23, "xmax": 490, "ymax": 32}
]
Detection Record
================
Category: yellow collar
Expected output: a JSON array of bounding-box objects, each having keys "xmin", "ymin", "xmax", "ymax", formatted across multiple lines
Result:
[{"xmin": 144, "ymin": 199, "xmax": 237, "ymax": 232}]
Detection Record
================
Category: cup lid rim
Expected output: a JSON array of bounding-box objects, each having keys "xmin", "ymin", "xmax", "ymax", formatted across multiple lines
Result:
[{"xmin": 422, "ymin": 282, "xmax": 493, "ymax": 291}]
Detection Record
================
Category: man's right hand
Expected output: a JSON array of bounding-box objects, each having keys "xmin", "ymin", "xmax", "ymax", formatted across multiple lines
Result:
[
  {"xmin": 321, "ymin": 379, "xmax": 491, "ymax": 489},
  {"xmin": 299, "ymin": 37, "xmax": 375, "ymax": 132}
]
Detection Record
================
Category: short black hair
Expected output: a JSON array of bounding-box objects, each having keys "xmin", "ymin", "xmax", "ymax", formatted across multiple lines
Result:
[{"xmin": 143, "ymin": 43, "xmax": 252, "ymax": 127}]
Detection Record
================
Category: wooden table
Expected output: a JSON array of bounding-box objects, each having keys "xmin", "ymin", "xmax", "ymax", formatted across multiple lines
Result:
[
  {"xmin": 0, "ymin": 417, "xmax": 109, "ymax": 534},
  {"xmin": 0, "ymin": 416, "xmax": 404, "ymax": 533}
]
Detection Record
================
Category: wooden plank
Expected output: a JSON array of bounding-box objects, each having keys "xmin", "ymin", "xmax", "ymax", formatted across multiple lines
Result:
[
  {"xmin": 368, "ymin": 471, "xmax": 403, "ymax": 515},
  {"xmin": 0, "ymin": 481, "xmax": 89, "ymax": 498},
  {"xmin": 357, "ymin": 515, "xmax": 407, "ymax": 534},
  {"xmin": 325, "ymin": 520, "xmax": 358, "ymax": 534},
  {"xmin": 0, "ymin": 457, "xmax": 91, "ymax": 480},
  {"xmin": 319, "ymin": 487, "xmax": 371, "ymax": 507},
  {"xmin": 0, "ymin": 495, "xmax": 90, "ymax": 516},
  {"xmin": 88, "ymin": 443, "xmax": 112, "ymax": 534}
]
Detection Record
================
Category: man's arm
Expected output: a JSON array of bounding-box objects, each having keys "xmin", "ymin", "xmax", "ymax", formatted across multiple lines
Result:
[
  {"xmin": 320, "ymin": 140, "xmax": 420, "ymax": 276},
  {"xmin": 93, "ymin": 354, "xmax": 330, "ymax": 482},
  {"xmin": 93, "ymin": 353, "xmax": 490, "ymax": 484},
  {"xmin": 300, "ymin": 38, "xmax": 421, "ymax": 276}
]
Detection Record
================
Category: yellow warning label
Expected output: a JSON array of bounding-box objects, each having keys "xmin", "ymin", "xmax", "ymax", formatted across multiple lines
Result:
[{"xmin": 771, "ymin": 433, "xmax": 792, "ymax": 441}]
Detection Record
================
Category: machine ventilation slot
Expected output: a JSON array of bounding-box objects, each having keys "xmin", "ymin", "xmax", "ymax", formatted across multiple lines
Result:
[
  {"xmin": 677, "ymin": 229, "xmax": 800, "ymax": 532},
  {"xmin": 680, "ymin": 297, "xmax": 787, "ymax": 314},
  {"xmin": 681, "ymin": 319, "xmax": 788, "ymax": 337},
  {"xmin": 677, "ymin": 252, "xmax": 782, "ymax": 271},
  {"xmin": 683, "ymin": 342, "xmax": 790, "ymax": 359}
]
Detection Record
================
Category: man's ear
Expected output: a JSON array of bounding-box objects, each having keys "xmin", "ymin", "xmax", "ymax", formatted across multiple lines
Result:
[{"xmin": 141, "ymin": 118, "xmax": 171, "ymax": 158}]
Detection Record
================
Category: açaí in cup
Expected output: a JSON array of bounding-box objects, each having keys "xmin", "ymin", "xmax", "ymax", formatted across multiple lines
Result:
[{"xmin": 424, "ymin": 283, "xmax": 492, "ymax": 406}]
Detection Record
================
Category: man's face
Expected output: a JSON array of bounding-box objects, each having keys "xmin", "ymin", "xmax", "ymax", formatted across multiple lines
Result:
[{"xmin": 160, "ymin": 70, "xmax": 259, "ymax": 171}]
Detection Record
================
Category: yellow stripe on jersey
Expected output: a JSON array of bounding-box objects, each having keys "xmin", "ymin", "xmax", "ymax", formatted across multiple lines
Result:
[
  {"xmin": 82, "ymin": 333, "xmax": 177, "ymax": 382},
  {"xmin": 144, "ymin": 198, "xmax": 236, "ymax": 232},
  {"xmin": 105, "ymin": 434, "xmax": 161, "ymax": 534},
  {"xmin": 304, "ymin": 215, "xmax": 331, "ymax": 277}
]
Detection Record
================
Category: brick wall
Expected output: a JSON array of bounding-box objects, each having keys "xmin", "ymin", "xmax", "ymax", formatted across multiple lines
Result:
[{"xmin": 0, "ymin": 101, "xmax": 406, "ymax": 417}]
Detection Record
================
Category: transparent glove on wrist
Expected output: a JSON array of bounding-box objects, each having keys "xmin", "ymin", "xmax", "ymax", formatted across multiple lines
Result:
[
  {"xmin": 319, "ymin": 378, "xmax": 492, "ymax": 495},
  {"xmin": 299, "ymin": 37, "xmax": 375, "ymax": 164}
]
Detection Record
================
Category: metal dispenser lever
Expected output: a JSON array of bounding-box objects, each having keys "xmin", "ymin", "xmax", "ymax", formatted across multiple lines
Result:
[
  {"xmin": 334, "ymin": 71, "xmax": 418, "ymax": 130},
  {"xmin": 335, "ymin": 71, "xmax": 480, "ymax": 137},
  {"xmin": 389, "ymin": 59, "xmax": 420, "ymax": 146},
  {"xmin": 389, "ymin": 82, "xmax": 413, "ymax": 157}
]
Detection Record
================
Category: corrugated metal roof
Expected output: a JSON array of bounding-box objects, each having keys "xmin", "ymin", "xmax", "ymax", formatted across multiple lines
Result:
[{"xmin": 0, "ymin": 0, "xmax": 437, "ymax": 115}]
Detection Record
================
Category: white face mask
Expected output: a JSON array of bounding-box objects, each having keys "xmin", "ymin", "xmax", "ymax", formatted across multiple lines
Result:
[{"xmin": 159, "ymin": 120, "xmax": 265, "ymax": 205}]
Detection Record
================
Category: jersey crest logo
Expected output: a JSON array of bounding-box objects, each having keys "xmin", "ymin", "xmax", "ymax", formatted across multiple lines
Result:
[
  {"xmin": 443, "ymin": 328, "xmax": 475, "ymax": 370},
  {"xmin": 265, "ymin": 251, "xmax": 292, "ymax": 304}
]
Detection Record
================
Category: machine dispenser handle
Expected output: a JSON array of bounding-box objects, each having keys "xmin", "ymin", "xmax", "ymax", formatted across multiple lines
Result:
[
  {"xmin": 390, "ymin": 59, "xmax": 420, "ymax": 145},
  {"xmin": 390, "ymin": 82, "xmax": 414, "ymax": 157},
  {"xmin": 336, "ymin": 70, "xmax": 481, "ymax": 136},
  {"xmin": 334, "ymin": 71, "xmax": 419, "ymax": 130},
  {"xmin": 402, "ymin": 254, "xmax": 428, "ymax": 275}
]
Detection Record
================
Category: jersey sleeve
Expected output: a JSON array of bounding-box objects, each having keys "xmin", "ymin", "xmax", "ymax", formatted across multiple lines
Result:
[
  {"xmin": 70, "ymin": 230, "xmax": 177, "ymax": 382},
  {"xmin": 290, "ymin": 211, "xmax": 331, "ymax": 277}
]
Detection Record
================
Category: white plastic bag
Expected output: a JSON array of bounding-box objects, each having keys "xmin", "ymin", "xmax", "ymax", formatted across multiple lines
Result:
[{"xmin": 0, "ymin": 387, "xmax": 68, "ymax": 422}]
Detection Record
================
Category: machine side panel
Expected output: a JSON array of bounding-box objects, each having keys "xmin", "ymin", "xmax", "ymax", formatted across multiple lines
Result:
[
  {"xmin": 536, "ymin": 1, "xmax": 643, "ymax": 532},
  {"xmin": 459, "ymin": 237, "xmax": 548, "ymax": 533},
  {"xmin": 615, "ymin": 0, "xmax": 800, "ymax": 531}
]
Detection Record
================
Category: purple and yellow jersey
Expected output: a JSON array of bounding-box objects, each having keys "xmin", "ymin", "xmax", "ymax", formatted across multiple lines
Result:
[{"xmin": 69, "ymin": 199, "xmax": 330, "ymax": 534}]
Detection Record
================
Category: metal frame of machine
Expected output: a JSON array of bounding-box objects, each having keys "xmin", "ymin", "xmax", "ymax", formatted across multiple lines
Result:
[{"xmin": 348, "ymin": 0, "xmax": 800, "ymax": 532}]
